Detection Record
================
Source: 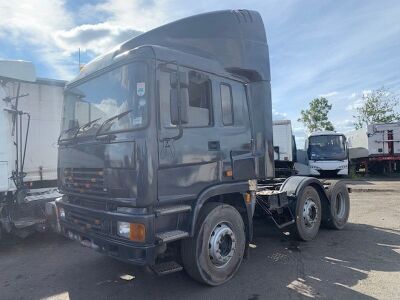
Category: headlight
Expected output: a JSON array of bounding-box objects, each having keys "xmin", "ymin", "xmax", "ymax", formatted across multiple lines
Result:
[
  {"xmin": 117, "ymin": 221, "xmax": 146, "ymax": 242},
  {"xmin": 59, "ymin": 207, "xmax": 66, "ymax": 219},
  {"xmin": 117, "ymin": 222, "xmax": 131, "ymax": 238}
]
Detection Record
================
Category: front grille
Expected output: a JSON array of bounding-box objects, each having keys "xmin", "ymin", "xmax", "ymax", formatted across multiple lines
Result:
[
  {"xmin": 64, "ymin": 168, "xmax": 107, "ymax": 195},
  {"xmin": 66, "ymin": 210, "xmax": 109, "ymax": 234},
  {"xmin": 71, "ymin": 197, "xmax": 107, "ymax": 210},
  {"xmin": 319, "ymin": 169, "xmax": 340, "ymax": 178},
  {"xmin": 69, "ymin": 197, "xmax": 117, "ymax": 211}
]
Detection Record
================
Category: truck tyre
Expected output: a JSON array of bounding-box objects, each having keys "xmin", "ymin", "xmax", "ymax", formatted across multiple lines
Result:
[
  {"xmin": 292, "ymin": 186, "xmax": 322, "ymax": 241},
  {"xmin": 181, "ymin": 202, "xmax": 246, "ymax": 286},
  {"xmin": 324, "ymin": 181, "xmax": 350, "ymax": 230}
]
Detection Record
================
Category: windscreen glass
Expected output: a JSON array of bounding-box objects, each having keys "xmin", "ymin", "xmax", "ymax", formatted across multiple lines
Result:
[
  {"xmin": 60, "ymin": 62, "xmax": 148, "ymax": 140},
  {"xmin": 308, "ymin": 135, "xmax": 346, "ymax": 160}
]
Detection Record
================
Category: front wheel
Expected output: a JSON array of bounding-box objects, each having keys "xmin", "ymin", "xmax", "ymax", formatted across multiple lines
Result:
[
  {"xmin": 181, "ymin": 202, "xmax": 246, "ymax": 286},
  {"xmin": 291, "ymin": 186, "xmax": 322, "ymax": 241}
]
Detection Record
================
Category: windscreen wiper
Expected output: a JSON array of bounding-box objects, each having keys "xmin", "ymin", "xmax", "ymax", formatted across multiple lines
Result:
[
  {"xmin": 74, "ymin": 117, "xmax": 102, "ymax": 137},
  {"xmin": 95, "ymin": 109, "xmax": 134, "ymax": 137},
  {"xmin": 58, "ymin": 126, "xmax": 79, "ymax": 144},
  {"xmin": 58, "ymin": 118, "xmax": 102, "ymax": 144}
]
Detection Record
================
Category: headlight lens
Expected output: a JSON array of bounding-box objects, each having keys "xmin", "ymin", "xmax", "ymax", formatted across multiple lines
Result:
[
  {"xmin": 117, "ymin": 222, "xmax": 146, "ymax": 241},
  {"xmin": 117, "ymin": 222, "xmax": 131, "ymax": 238},
  {"xmin": 59, "ymin": 207, "xmax": 66, "ymax": 219}
]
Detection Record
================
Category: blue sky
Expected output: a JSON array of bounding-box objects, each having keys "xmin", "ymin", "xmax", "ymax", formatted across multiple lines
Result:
[{"xmin": 1, "ymin": 0, "xmax": 399, "ymax": 145}]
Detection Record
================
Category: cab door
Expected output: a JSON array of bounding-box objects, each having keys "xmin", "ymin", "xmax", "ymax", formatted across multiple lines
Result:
[
  {"xmin": 157, "ymin": 66, "xmax": 221, "ymax": 203},
  {"xmin": 215, "ymin": 78, "xmax": 254, "ymax": 180}
]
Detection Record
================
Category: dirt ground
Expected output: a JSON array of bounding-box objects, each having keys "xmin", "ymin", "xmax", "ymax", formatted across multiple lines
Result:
[{"xmin": 0, "ymin": 180, "xmax": 399, "ymax": 300}]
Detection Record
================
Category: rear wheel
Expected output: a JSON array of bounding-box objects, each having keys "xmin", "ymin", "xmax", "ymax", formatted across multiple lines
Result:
[
  {"xmin": 324, "ymin": 181, "xmax": 350, "ymax": 230},
  {"xmin": 181, "ymin": 202, "xmax": 246, "ymax": 286},
  {"xmin": 292, "ymin": 186, "xmax": 322, "ymax": 241}
]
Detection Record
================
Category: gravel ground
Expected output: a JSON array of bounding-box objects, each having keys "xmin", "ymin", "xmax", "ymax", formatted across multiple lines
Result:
[{"xmin": 0, "ymin": 180, "xmax": 399, "ymax": 300}]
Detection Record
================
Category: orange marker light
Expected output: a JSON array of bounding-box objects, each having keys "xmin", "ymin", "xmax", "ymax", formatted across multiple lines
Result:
[
  {"xmin": 245, "ymin": 192, "xmax": 252, "ymax": 203},
  {"xmin": 224, "ymin": 169, "xmax": 233, "ymax": 177},
  {"xmin": 130, "ymin": 223, "xmax": 146, "ymax": 242}
]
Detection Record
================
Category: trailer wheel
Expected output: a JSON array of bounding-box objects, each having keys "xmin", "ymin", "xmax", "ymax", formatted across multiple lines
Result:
[
  {"xmin": 181, "ymin": 202, "xmax": 245, "ymax": 286},
  {"xmin": 292, "ymin": 186, "xmax": 322, "ymax": 241},
  {"xmin": 324, "ymin": 181, "xmax": 350, "ymax": 230}
]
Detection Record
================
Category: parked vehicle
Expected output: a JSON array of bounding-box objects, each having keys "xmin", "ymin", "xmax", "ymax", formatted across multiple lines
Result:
[
  {"xmin": 305, "ymin": 131, "xmax": 349, "ymax": 177},
  {"xmin": 273, "ymin": 120, "xmax": 297, "ymax": 177},
  {"xmin": 347, "ymin": 122, "xmax": 400, "ymax": 174},
  {"xmin": 56, "ymin": 10, "xmax": 350, "ymax": 286},
  {"xmin": 0, "ymin": 60, "xmax": 63, "ymax": 239}
]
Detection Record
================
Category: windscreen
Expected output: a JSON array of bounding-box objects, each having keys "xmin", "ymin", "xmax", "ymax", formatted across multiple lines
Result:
[
  {"xmin": 60, "ymin": 62, "xmax": 148, "ymax": 141},
  {"xmin": 308, "ymin": 135, "xmax": 347, "ymax": 160}
]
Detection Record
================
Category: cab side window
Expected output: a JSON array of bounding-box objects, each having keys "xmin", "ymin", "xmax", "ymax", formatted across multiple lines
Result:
[
  {"xmin": 159, "ymin": 68, "xmax": 212, "ymax": 128},
  {"xmin": 186, "ymin": 70, "xmax": 212, "ymax": 127},
  {"xmin": 220, "ymin": 80, "xmax": 247, "ymax": 127},
  {"xmin": 231, "ymin": 82, "xmax": 247, "ymax": 127},
  {"xmin": 220, "ymin": 84, "xmax": 233, "ymax": 125}
]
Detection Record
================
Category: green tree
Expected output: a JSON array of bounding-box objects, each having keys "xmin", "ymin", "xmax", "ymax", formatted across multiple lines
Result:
[
  {"xmin": 298, "ymin": 97, "xmax": 335, "ymax": 133},
  {"xmin": 354, "ymin": 87, "xmax": 400, "ymax": 129}
]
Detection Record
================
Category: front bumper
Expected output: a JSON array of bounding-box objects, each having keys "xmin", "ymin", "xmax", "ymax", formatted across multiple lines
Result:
[
  {"xmin": 310, "ymin": 168, "xmax": 348, "ymax": 176},
  {"xmin": 58, "ymin": 200, "xmax": 157, "ymax": 265}
]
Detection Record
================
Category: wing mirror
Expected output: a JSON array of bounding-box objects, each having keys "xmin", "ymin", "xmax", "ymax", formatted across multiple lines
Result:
[{"xmin": 170, "ymin": 72, "xmax": 189, "ymax": 125}]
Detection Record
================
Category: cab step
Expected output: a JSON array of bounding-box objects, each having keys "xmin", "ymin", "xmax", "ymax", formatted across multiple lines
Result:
[
  {"xmin": 151, "ymin": 261, "xmax": 183, "ymax": 276},
  {"xmin": 156, "ymin": 230, "xmax": 189, "ymax": 243},
  {"xmin": 155, "ymin": 205, "xmax": 191, "ymax": 217}
]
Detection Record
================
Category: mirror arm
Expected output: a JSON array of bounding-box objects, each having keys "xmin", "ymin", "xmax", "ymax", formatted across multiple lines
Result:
[{"xmin": 160, "ymin": 63, "xmax": 184, "ymax": 142}]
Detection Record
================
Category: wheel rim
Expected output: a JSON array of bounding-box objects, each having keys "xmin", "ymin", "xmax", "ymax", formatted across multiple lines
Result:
[
  {"xmin": 302, "ymin": 198, "xmax": 318, "ymax": 228},
  {"xmin": 335, "ymin": 192, "xmax": 346, "ymax": 219},
  {"xmin": 208, "ymin": 222, "xmax": 236, "ymax": 268}
]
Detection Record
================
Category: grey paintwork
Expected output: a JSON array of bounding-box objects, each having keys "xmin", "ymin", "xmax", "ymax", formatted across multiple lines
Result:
[{"xmin": 58, "ymin": 10, "xmax": 274, "ymax": 262}]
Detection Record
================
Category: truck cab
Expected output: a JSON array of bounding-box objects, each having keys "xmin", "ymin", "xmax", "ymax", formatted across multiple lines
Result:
[
  {"xmin": 306, "ymin": 131, "xmax": 348, "ymax": 176},
  {"xmin": 57, "ymin": 10, "xmax": 350, "ymax": 286},
  {"xmin": 57, "ymin": 9, "xmax": 274, "ymax": 282}
]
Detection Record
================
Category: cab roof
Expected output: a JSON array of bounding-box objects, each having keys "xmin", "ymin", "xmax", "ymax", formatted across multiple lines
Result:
[
  {"xmin": 68, "ymin": 9, "xmax": 270, "ymax": 86},
  {"xmin": 309, "ymin": 131, "xmax": 344, "ymax": 137}
]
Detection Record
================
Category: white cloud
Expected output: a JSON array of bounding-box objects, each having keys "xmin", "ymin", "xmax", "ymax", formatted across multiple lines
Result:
[
  {"xmin": 362, "ymin": 90, "xmax": 372, "ymax": 96},
  {"xmin": 0, "ymin": 0, "xmax": 75, "ymax": 78},
  {"xmin": 345, "ymin": 98, "xmax": 363, "ymax": 111},
  {"xmin": 318, "ymin": 91, "xmax": 338, "ymax": 98},
  {"xmin": 334, "ymin": 119, "xmax": 355, "ymax": 133},
  {"xmin": 54, "ymin": 23, "xmax": 142, "ymax": 55},
  {"xmin": 344, "ymin": 91, "xmax": 366, "ymax": 111},
  {"xmin": 83, "ymin": 0, "xmax": 171, "ymax": 32},
  {"xmin": 272, "ymin": 109, "xmax": 288, "ymax": 120},
  {"xmin": 0, "ymin": 1, "xmax": 147, "ymax": 79}
]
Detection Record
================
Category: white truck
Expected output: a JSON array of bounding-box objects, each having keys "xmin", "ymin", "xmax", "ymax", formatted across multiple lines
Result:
[
  {"xmin": 273, "ymin": 120, "xmax": 297, "ymax": 176},
  {"xmin": 347, "ymin": 123, "xmax": 400, "ymax": 174},
  {"xmin": 0, "ymin": 60, "xmax": 64, "ymax": 239},
  {"xmin": 306, "ymin": 131, "xmax": 348, "ymax": 177}
]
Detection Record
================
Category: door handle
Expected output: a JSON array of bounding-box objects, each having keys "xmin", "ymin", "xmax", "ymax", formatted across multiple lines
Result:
[{"xmin": 208, "ymin": 141, "xmax": 220, "ymax": 151}]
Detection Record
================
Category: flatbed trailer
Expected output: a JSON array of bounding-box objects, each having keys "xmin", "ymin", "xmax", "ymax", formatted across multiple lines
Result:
[
  {"xmin": 348, "ymin": 123, "xmax": 400, "ymax": 174},
  {"xmin": 56, "ymin": 10, "xmax": 350, "ymax": 286}
]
